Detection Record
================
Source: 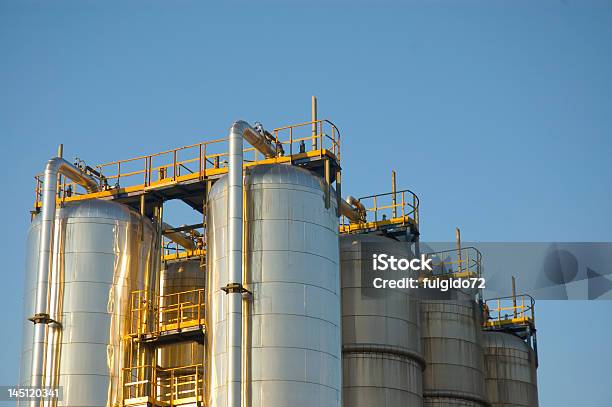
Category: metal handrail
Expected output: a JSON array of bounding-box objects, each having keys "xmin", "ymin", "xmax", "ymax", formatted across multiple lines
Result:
[
  {"xmin": 273, "ymin": 119, "xmax": 341, "ymax": 160},
  {"xmin": 424, "ymin": 247, "xmax": 482, "ymax": 278},
  {"xmin": 122, "ymin": 363, "xmax": 205, "ymax": 405},
  {"xmin": 484, "ymin": 294, "xmax": 536, "ymax": 325},
  {"xmin": 33, "ymin": 119, "xmax": 341, "ymax": 206},
  {"xmin": 340, "ymin": 188, "xmax": 419, "ymax": 228},
  {"xmin": 129, "ymin": 288, "xmax": 206, "ymax": 337}
]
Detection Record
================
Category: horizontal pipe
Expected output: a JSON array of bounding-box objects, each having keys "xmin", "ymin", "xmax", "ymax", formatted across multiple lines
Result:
[
  {"xmin": 345, "ymin": 195, "xmax": 365, "ymax": 213},
  {"xmin": 162, "ymin": 222, "xmax": 197, "ymax": 251},
  {"xmin": 238, "ymin": 121, "xmax": 276, "ymax": 158},
  {"xmin": 340, "ymin": 196, "xmax": 362, "ymax": 223}
]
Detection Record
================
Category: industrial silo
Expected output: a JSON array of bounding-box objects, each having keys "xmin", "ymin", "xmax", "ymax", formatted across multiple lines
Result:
[
  {"xmin": 20, "ymin": 199, "xmax": 156, "ymax": 407},
  {"xmin": 206, "ymin": 164, "xmax": 342, "ymax": 407},
  {"xmin": 481, "ymin": 332, "xmax": 538, "ymax": 407},
  {"xmin": 420, "ymin": 291, "xmax": 489, "ymax": 407},
  {"xmin": 341, "ymin": 234, "xmax": 424, "ymax": 407}
]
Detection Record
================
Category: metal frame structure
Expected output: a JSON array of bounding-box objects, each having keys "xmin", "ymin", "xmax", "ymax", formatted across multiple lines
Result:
[
  {"xmin": 32, "ymin": 119, "xmax": 341, "ymax": 215},
  {"xmin": 339, "ymin": 189, "xmax": 420, "ymax": 237},
  {"xmin": 28, "ymin": 113, "xmax": 422, "ymax": 407}
]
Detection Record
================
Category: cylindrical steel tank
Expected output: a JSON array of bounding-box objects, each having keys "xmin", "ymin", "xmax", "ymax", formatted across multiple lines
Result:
[
  {"xmin": 206, "ymin": 164, "xmax": 341, "ymax": 407},
  {"xmin": 19, "ymin": 200, "xmax": 156, "ymax": 407},
  {"xmin": 482, "ymin": 332, "xmax": 538, "ymax": 407},
  {"xmin": 341, "ymin": 234, "xmax": 424, "ymax": 407},
  {"xmin": 420, "ymin": 292, "xmax": 489, "ymax": 407}
]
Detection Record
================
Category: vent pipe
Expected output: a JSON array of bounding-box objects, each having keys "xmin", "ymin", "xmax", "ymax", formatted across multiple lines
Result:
[
  {"xmin": 30, "ymin": 156, "xmax": 99, "ymax": 406},
  {"xmin": 225, "ymin": 120, "xmax": 277, "ymax": 407}
]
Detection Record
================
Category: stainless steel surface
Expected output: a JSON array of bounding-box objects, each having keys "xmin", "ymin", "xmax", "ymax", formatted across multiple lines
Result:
[
  {"xmin": 158, "ymin": 260, "xmax": 205, "ymax": 369},
  {"xmin": 20, "ymin": 200, "xmax": 156, "ymax": 407},
  {"xmin": 421, "ymin": 292, "xmax": 489, "ymax": 407},
  {"xmin": 341, "ymin": 234, "xmax": 424, "ymax": 407},
  {"xmin": 482, "ymin": 332, "xmax": 538, "ymax": 407},
  {"xmin": 339, "ymin": 197, "xmax": 361, "ymax": 223},
  {"xmin": 345, "ymin": 196, "xmax": 365, "ymax": 213},
  {"xmin": 227, "ymin": 120, "xmax": 246, "ymax": 407},
  {"xmin": 30, "ymin": 157, "xmax": 99, "ymax": 404},
  {"xmin": 207, "ymin": 164, "xmax": 342, "ymax": 407},
  {"xmin": 224, "ymin": 120, "xmax": 279, "ymax": 407},
  {"xmin": 233, "ymin": 120, "xmax": 276, "ymax": 159}
]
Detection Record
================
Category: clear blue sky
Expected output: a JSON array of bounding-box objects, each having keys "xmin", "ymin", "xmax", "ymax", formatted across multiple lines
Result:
[{"xmin": 1, "ymin": 1, "xmax": 611, "ymax": 405}]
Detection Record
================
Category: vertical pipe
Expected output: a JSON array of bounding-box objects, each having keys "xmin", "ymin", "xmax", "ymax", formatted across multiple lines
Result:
[
  {"xmin": 311, "ymin": 96, "xmax": 318, "ymax": 151},
  {"xmin": 30, "ymin": 162, "xmax": 58, "ymax": 407},
  {"xmin": 391, "ymin": 170, "xmax": 397, "ymax": 218},
  {"xmin": 456, "ymin": 227, "xmax": 462, "ymax": 273},
  {"xmin": 227, "ymin": 123, "xmax": 244, "ymax": 407},
  {"xmin": 30, "ymin": 157, "xmax": 99, "ymax": 407}
]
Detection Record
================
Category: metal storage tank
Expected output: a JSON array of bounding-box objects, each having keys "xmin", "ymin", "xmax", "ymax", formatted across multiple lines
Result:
[
  {"xmin": 206, "ymin": 164, "xmax": 342, "ymax": 407},
  {"xmin": 19, "ymin": 199, "xmax": 156, "ymax": 407},
  {"xmin": 482, "ymin": 332, "xmax": 538, "ymax": 407},
  {"xmin": 341, "ymin": 234, "xmax": 424, "ymax": 407},
  {"xmin": 420, "ymin": 292, "xmax": 489, "ymax": 407}
]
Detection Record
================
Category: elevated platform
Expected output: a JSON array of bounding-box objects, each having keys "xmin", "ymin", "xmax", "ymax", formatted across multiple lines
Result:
[
  {"xmin": 127, "ymin": 288, "xmax": 206, "ymax": 345},
  {"xmin": 33, "ymin": 119, "xmax": 342, "ymax": 216},
  {"xmin": 130, "ymin": 323, "xmax": 206, "ymax": 346},
  {"xmin": 123, "ymin": 363, "xmax": 205, "ymax": 407},
  {"xmin": 482, "ymin": 294, "xmax": 536, "ymax": 337},
  {"xmin": 339, "ymin": 189, "xmax": 419, "ymax": 239}
]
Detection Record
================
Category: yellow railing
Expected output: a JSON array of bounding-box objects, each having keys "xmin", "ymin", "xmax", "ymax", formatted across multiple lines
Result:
[
  {"xmin": 424, "ymin": 247, "xmax": 482, "ymax": 278},
  {"xmin": 339, "ymin": 189, "xmax": 419, "ymax": 233},
  {"xmin": 33, "ymin": 119, "xmax": 341, "ymax": 206},
  {"xmin": 483, "ymin": 294, "xmax": 535, "ymax": 327},
  {"xmin": 272, "ymin": 119, "xmax": 341, "ymax": 160},
  {"xmin": 129, "ymin": 288, "xmax": 206, "ymax": 337},
  {"xmin": 123, "ymin": 363, "xmax": 204, "ymax": 406}
]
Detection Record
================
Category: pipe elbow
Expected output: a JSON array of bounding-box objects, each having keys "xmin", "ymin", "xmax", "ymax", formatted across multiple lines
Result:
[
  {"xmin": 345, "ymin": 195, "xmax": 366, "ymax": 213},
  {"xmin": 45, "ymin": 157, "xmax": 100, "ymax": 193},
  {"xmin": 230, "ymin": 120, "xmax": 276, "ymax": 158},
  {"xmin": 230, "ymin": 120, "xmax": 250, "ymax": 136}
]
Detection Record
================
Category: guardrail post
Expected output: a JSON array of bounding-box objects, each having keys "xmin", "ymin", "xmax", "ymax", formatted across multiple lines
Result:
[
  {"xmin": 311, "ymin": 97, "xmax": 317, "ymax": 150},
  {"xmin": 373, "ymin": 196, "xmax": 378, "ymax": 222},
  {"xmin": 173, "ymin": 150, "xmax": 177, "ymax": 181}
]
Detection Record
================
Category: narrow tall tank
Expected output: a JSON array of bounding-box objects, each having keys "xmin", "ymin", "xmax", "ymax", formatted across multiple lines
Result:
[
  {"xmin": 19, "ymin": 200, "xmax": 156, "ymax": 407},
  {"xmin": 481, "ymin": 332, "xmax": 538, "ymax": 407},
  {"xmin": 420, "ymin": 291, "xmax": 489, "ymax": 407},
  {"xmin": 206, "ymin": 164, "xmax": 342, "ymax": 407},
  {"xmin": 341, "ymin": 234, "xmax": 424, "ymax": 407}
]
